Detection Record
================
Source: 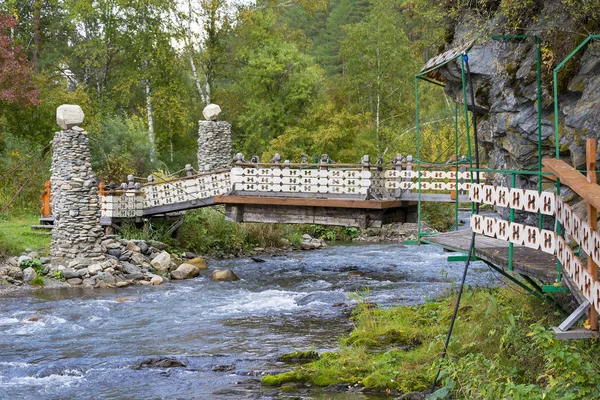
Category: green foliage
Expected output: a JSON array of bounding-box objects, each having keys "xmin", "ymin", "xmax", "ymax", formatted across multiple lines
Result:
[
  {"xmin": 422, "ymin": 202, "xmax": 456, "ymax": 231},
  {"xmin": 0, "ymin": 134, "xmax": 51, "ymax": 215},
  {"xmin": 89, "ymin": 115, "xmax": 156, "ymax": 183},
  {"xmin": 20, "ymin": 258, "xmax": 45, "ymax": 275},
  {"xmin": 50, "ymin": 270, "xmax": 64, "ymax": 281},
  {"xmin": 262, "ymin": 287, "xmax": 600, "ymax": 397},
  {"xmin": 499, "ymin": 0, "xmax": 542, "ymax": 29},
  {"xmin": 303, "ymin": 224, "xmax": 360, "ymax": 241},
  {"xmin": 31, "ymin": 276, "xmax": 45, "ymax": 287},
  {"xmin": 278, "ymin": 350, "xmax": 320, "ymax": 363},
  {"xmin": 0, "ymin": 215, "xmax": 50, "ymax": 256},
  {"xmin": 117, "ymin": 220, "xmax": 176, "ymax": 248}
]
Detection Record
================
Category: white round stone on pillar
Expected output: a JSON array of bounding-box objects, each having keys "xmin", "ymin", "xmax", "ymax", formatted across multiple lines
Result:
[{"xmin": 56, "ymin": 104, "xmax": 85, "ymax": 130}]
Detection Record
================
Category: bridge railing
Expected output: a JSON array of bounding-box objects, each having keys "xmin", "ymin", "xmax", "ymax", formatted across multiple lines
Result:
[{"xmin": 468, "ymin": 156, "xmax": 600, "ymax": 319}]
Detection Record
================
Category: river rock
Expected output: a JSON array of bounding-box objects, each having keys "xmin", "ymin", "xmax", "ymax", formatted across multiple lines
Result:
[
  {"xmin": 107, "ymin": 248, "xmax": 122, "ymax": 258},
  {"xmin": 171, "ymin": 263, "xmax": 200, "ymax": 280},
  {"xmin": 18, "ymin": 255, "xmax": 32, "ymax": 267},
  {"xmin": 122, "ymin": 263, "xmax": 142, "ymax": 275},
  {"xmin": 150, "ymin": 251, "xmax": 171, "ymax": 271},
  {"xmin": 186, "ymin": 257, "xmax": 208, "ymax": 270},
  {"xmin": 67, "ymin": 278, "xmax": 83, "ymax": 285},
  {"xmin": 148, "ymin": 240, "xmax": 168, "ymax": 251},
  {"xmin": 0, "ymin": 265, "xmax": 23, "ymax": 280},
  {"xmin": 22, "ymin": 267, "xmax": 37, "ymax": 282},
  {"xmin": 126, "ymin": 241, "xmax": 141, "ymax": 253},
  {"xmin": 211, "ymin": 269, "xmax": 240, "ymax": 281},
  {"xmin": 130, "ymin": 252, "xmax": 146, "ymax": 265},
  {"xmin": 150, "ymin": 275, "xmax": 164, "ymax": 285},
  {"xmin": 116, "ymin": 281, "xmax": 131, "ymax": 288},
  {"xmin": 138, "ymin": 241, "xmax": 150, "ymax": 254},
  {"xmin": 62, "ymin": 268, "xmax": 79, "ymax": 279},
  {"xmin": 97, "ymin": 271, "xmax": 117, "ymax": 285},
  {"xmin": 131, "ymin": 357, "xmax": 187, "ymax": 370},
  {"xmin": 88, "ymin": 263, "xmax": 103, "ymax": 275},
  {"xmin": 301, "ymin": 234, "xmax": 312, "ymax": 240}
]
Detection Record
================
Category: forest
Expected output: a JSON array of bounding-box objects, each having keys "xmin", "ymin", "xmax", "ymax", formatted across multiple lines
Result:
[{"xmin": 0, "ymin": 0, "xmax": 463, "ymax": 216}]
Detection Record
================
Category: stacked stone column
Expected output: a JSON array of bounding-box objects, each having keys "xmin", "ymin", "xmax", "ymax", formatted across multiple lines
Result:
[
  {"xmin": 50, "ymin": 105, "xmax": 104, "ymax": 265},
  {"xmin": 197, "ymin": 104, "xmax": 232, "ymax": 172}
]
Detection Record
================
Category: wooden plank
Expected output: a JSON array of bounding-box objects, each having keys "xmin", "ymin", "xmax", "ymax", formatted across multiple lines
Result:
[
  {"xmin": 214, "ymin": 195, "xmax": 411, "ymax": 210},
  {"xmin": 543, "ymin": 158, "xmax": 600, "ymax": 210},
  {"xmin": 143, "ymin": 198, "xmax": 216, "ymax": 216},
  {"xmin": 226, "ymin": 204, "xmax": 386, "ymax": 228},
  {"xmin": 586, "ymin": 139, "xmax": 598, "ymax": 330},
  {"xmin": 423, "ymin": 230, "xmax": 558, "ymax": 282}
]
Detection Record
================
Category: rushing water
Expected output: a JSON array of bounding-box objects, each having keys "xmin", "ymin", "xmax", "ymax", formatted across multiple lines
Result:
[{"xmin": 0, "ymin": 243, "xmax": 494, "ymax": 400}]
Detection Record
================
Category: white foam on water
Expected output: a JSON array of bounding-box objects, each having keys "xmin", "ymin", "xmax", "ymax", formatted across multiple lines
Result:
[
  {"xmin": 0, "ymin": 361, "xmax": 30, "ymax": 368},
  {"xmin": 1, "ymin": 370, "xmax": 85, "ymax": 388},
  {"xmin": 211, "ymin": 289, "xmax": 303, "ymax": 315},
  {"xmin": 0, "ymin": 317, "xmax": 20, "ymax": 326}
]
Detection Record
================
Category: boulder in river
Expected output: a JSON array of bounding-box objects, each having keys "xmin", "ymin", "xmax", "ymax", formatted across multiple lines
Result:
[
  {"xmin": 149, "ymin": 275, "xmax": 163, "ymax": 285},
  {"xmin": 211, "ymin": 269, "xmax": 240, "ymax": 281},
  {"xmin": 150, "ymin": 251, "xmax": 171, "ymax": 271},
  {"xmin": 170, "ymin": 263, "xmax": 200, "ymax": 280},
  {"xmin": 131, "ymin": 357, "xmax": 187, "ymax": 370},
  {"xmin": 186, "ymin": 257, "xmax": 208, "ymax": 270}
]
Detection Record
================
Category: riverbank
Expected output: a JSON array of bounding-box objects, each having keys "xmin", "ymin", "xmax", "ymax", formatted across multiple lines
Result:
[
  {"xmin": 0, "ymin": 209, "xmax": 428, "ymax": 294},
  {"xmin": 261, "ymin": 287, "xmax": 600, "ymax": 399}
]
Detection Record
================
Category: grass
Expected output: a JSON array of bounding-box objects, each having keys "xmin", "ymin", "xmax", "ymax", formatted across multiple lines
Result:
[
  {"xmin": 0, "ymin": 214, "xmax": 50, "ymax": 257},
  {"xmin": 262, "ymin": 287, "xmax": 600, "ymax": 398}
]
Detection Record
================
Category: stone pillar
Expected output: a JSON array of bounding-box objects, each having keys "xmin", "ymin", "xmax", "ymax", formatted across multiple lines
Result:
[
  {"xmin": 50, "ymin": 105, "xmax": 104, "ymax": 265},
  {"xmin": 197, "ymin": 104, "xmax": 232, "ymax": 172}
]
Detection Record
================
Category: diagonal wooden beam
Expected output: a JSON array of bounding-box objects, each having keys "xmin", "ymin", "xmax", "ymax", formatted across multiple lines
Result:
[{"xmin": 543, "ymin": 158, "xmax": 600, "ymax": 210}]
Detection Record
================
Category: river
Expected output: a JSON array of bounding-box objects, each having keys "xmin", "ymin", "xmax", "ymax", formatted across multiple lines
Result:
[{"xmin": 0, "ymin": 243, "xmax": 494, "ymax": 399}]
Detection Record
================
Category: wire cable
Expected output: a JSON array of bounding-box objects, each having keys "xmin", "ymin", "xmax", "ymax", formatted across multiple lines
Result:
[{"xmin": 430, "ymin": 53, "xmax": 481, "ymax": 392}]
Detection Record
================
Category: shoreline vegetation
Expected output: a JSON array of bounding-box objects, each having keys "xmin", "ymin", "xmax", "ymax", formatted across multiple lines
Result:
[{"xmin": 263, "ymin": 287, "xmax": 600, "ymax": 399}]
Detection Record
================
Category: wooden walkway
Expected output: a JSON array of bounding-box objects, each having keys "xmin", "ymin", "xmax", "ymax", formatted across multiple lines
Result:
[{"xmin": 422, "ymin": 230, "xmax": 558, "ymax": 282}]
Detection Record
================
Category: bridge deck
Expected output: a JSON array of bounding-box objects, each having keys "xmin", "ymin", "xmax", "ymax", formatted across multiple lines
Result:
[{"xmin": 422, "ymin": 230, "xmax": 558, "ymax": 282}]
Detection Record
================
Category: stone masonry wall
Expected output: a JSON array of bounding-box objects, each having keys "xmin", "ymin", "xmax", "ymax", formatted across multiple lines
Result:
[
  {"xmin": 197, "ymin": 121, "xmax": 232, "ymax": 172},
  {"xmin": 50, "ymin": 127, "xmax": 104, "ymax": 264}
]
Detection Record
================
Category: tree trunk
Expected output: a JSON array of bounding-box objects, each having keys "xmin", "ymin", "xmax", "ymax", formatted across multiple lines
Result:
[
  {"xmin": 376, "ymin": 46, "xmax": 381, "ymax": 155},
  {"xmin": 187, "ymin": 0, "xmax": 208, "ymax": 104},
  {"xmin": 146, "ymin": 80, "xmax": 156, "ymax": 163},
  {"xmin": 33, "ymin": 2, "xmax": 41, "ymax": 72}
]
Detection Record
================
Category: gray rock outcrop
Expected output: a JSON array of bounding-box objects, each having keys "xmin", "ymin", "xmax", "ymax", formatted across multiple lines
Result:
[{"xmin": 439, "ymin": 4, "xmax": 600, "ymax": 220}]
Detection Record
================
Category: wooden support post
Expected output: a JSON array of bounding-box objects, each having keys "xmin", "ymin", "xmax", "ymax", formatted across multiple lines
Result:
[
  {"xmin": 586, "ymin": 138, "xmax": 598, "ymax": 330},
  {"xmin": 40, "ymin": 180, "xmax": 52, "ymax": 217}
]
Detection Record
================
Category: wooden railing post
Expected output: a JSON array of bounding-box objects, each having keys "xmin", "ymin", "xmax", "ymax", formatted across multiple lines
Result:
[{"xmin": 586, "ymin": 138, "xmax": 598, "ymax": 330}]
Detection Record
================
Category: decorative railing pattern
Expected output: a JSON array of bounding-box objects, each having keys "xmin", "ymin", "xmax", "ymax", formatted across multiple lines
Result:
[
  {"xmin": 469, "ymin": 184, "xmax": 600, "ymax": 315},
  {"xmin": 99, "ymin": 154, "xmax": 484, "ymax": 219}
]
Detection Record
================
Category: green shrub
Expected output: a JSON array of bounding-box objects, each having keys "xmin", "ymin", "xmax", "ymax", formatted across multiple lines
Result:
[
  {"xmin": 422, "ymin": 202, "xmax": 456, "ymax": 232},
  {"xmin": 31, "ymin": 276, "xmax": 45, "ymax": 287},
  {"xmin": 20, "ymin": 258, "xmax": 45, "ymax": 275}
]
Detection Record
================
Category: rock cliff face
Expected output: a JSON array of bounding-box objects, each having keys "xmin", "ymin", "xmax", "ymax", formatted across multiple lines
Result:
[{"xmin": 439, "ymin": 5, "xmax": 600, "ymax": 192}]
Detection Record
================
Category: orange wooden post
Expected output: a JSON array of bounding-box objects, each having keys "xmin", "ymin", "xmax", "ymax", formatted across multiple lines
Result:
[
  {"xmin": 40, "ymin": 180, "xmax": 52, "ymax": 217},
  {"xmin": 586, "ymin": 139, "xmax": 598, "ymax": 330}
]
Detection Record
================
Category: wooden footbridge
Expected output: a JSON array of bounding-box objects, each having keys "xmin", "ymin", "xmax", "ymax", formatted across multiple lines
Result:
[{"xmin": 96, "ymin": 156, "xmax": 478, "ymax": 229}]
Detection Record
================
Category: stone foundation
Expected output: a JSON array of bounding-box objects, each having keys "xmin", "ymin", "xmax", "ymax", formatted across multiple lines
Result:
[
  {"xmin": 50, "ymin": 126, "xmax": 104, "ymax": 264},
  {"xmin": 197, "ymin": 120, "xmax": 232, "ymax": 172}
]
